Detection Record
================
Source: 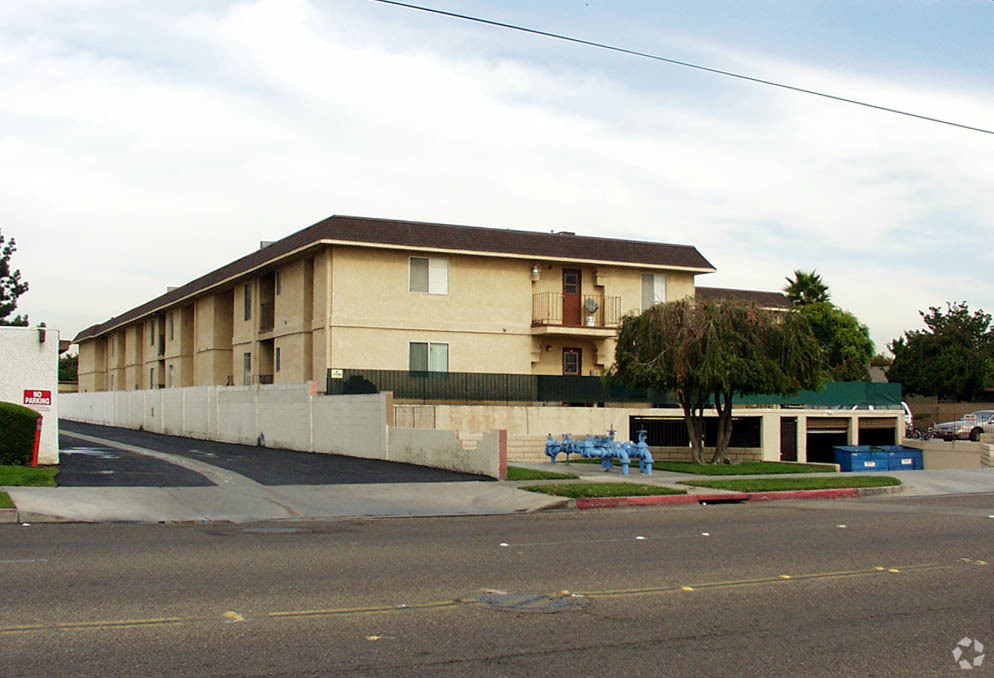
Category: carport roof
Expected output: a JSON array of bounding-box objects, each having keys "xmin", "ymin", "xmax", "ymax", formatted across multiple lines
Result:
[{"xmin": 74, "ymin": 215, "xmax": 716, "ymax": 342}]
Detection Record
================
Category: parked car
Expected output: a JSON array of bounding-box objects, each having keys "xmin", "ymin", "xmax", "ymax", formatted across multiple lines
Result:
[{"xmin": 932, "ymin": 410, "xmax": 994, "ymax": 441}]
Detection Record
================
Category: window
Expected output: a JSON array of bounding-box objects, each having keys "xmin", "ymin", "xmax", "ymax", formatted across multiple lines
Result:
[
  {"xmin": 169, "ymin": 313, "xmax": 174, "ymax": 341},
  {"xmin": 409, "ymin": 342, "xmax": 449, "ymax": 372},
  {"xmin": 109, "ymin": 336, "xmax": 115, "ymax": 357},
  {"xmin": 641, "ymin": 274, "xmax": 667, "ymax": 310},
  {"xmin": 275, "ymin": 270, "xmax": 282, "ymax": 296},
  {"xmin": 243, "ymin": 352, "xmax": 252, "ymax": 386},
  {"xmin": 275, "ymin": 347, "xmax": 281, "ymax": 373},
  {"xmin": 409, "ymin": 257, "xmax": 448, "ymax": 294},
  {"xmin": 167, "ymin": 364, "xmax": 174, "ymax": 388},
  {"xmin": 244, "ymin": 283, "xmax": 252, "ymax": 321},
  {"xmin": 563, "ymin": 348, "xmax": 581, "ymax": 376},
  {"xmin": 149, "ymin": 367, "xmax": 154, "ymax": 389},
  {"xmin": 150, "ymin": 321, "xmax": 155, "ymax": 345}
]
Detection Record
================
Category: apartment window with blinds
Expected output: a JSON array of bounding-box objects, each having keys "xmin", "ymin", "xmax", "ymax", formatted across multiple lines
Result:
[
  {"xmin": 168, "ymin": 364, "xmax": 174, "ymax": 388},
  {"xmin": 169, "ymin": 313, "xmax": 174, "ymax": 341},
  {"xmin": 150, "ymin": 321, "xmax": 155, "ymax": 345},
  {"xmin": 409, "ymin": 257, "xmax": 448, "ymax": 295},
  {"xmin": 243, "ymin": 352, "xmax": 252, "ymax": 386},
  {"xmin": 275, "ymin": 270, "xmax": 282, "ymax": 296},
  {"xmin": 409, "ymin": 342, "xmax": 449, "ymax": 372},
  {"xmin": 641, "ymin": 274, "xmax": 667, "ymax": 310},
  {"xmin": 275, "ymin": 347, "xmax": 281, "ymax": 373}
]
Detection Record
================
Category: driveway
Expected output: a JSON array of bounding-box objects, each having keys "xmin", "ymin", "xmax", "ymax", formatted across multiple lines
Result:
[{"xmin": 59, "ymin": 420, "xmax": 491, "ymax": 486}]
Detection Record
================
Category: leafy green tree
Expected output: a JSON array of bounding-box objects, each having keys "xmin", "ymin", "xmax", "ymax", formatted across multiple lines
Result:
[
  {"xmin": 888, "ymin": 302, "xmax": 994, "ymax": 401},
  {"xmin": 610, "ymin": 299, "xmax": 824, "ymax": 464},
  {"xmin": 798, "ymin": 301, "xmax": 874, "ymax": 381},
  {"xmin": 59, "ymin": 354, "xmax": 79, "ymax": 382},
  {"xmin": 783, "ymin": 270, "xmax": 830, "ymax": 306},
  {"xmin": 0, "ymin": 228, "xmax": 29, "ymax": 326}
]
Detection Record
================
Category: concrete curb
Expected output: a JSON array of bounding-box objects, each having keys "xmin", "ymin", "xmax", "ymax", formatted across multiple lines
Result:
[
  {"xmin": 0, "ymin": 508, "xmax": 18, "ymax": 524},
  {"xmin": 574, "ymin": 486, "xmax": 896, "ymax": 510}
]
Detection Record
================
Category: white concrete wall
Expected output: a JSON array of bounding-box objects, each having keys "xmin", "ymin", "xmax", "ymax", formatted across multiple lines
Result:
[
  {"xmin": 312, "ymin": 393, "xmax": 388, "ymax": 460},
  {"xmin": 61, "ymin": 385, "xmax": 503, "ymax": 478},
  {"xmin": 0, "ymin": 327, "xmax": 60, "ymax": 464},
  {"xmin": 387, "ymin": 427, "xmax": 504, "ymax": 478}
]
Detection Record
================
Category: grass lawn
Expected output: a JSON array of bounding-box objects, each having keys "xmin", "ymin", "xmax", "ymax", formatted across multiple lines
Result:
[
  {"xmin": 0, "ymin": 465, "xmax": 59, "ymax": 487},
  {"xmin": 506, "ymin": 466, "xmax": 579, "ymax": 481},
  {"xmin": 522, "ymin": 483, "xmax": 687, "ymax": 499},
  {"xmin": 0, "ymin": 492, "xmax": 12, "ymax": 509},
  {"xmin": 679, "ymin": 476, "xmax": 901, "ymax": 493},
  {"xmin": 658, "ymin": 461, "xmax": 830, "ymax": 475}
]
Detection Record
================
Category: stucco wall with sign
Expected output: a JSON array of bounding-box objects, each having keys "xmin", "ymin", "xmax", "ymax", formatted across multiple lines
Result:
[{"xmin": 0, "ymin": 327, "xmax": 60, "ymax": 464}]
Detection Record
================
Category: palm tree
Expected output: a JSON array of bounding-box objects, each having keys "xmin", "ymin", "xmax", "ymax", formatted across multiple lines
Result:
[{"xmin": 783, "ymin": 270, "xmax": 830, "ymax": 306}]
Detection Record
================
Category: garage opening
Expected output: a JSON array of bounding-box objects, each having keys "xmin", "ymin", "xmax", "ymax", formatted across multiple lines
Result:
[
  {"xmin": 858, "ymin": 417, "xmax": 898, "ymax": 446},
  {"xmin": 630, "ymin": 416, "xmax": 762, "ymax": 448},
  {"xmin": 805, "ymin": 417, "xmax": 849, "ymax": 464}
]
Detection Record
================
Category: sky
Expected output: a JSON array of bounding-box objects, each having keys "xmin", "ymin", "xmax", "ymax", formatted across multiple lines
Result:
[{"xmin": 2, "ymin": 0, "xmax": 992, "ymax": 354}]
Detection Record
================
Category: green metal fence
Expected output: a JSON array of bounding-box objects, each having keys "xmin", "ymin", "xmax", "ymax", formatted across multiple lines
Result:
[
  {"xmin": 326, "ymin": 369, "xmax": 903, "ymax": 407},
  {"xmin": 326, "ymin": 369, "xmax": 662, "ymax": 404}
]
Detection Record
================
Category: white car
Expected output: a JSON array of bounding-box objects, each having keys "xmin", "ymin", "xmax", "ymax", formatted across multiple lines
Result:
[{"xmin": 932, "ymin": 410, "xmax": 994, "ymax": 441}]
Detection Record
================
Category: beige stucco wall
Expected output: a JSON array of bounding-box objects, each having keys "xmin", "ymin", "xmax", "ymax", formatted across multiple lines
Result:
[{"xmin": 73, "ymin": 241, "xmax": 708, "ymax": 391}]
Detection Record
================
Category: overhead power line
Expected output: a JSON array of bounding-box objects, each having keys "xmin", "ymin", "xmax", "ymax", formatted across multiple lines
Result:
[{"xmin": 371, "ymin": 0, "xmax": 993, "ymax": 136}]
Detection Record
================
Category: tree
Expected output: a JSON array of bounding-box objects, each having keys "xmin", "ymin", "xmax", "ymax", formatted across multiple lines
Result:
[
  {"xmin": 610, "ymin": 299, "xmax": 824, "ymax": 464},
  {"xmin": 59, "ymin": 354, "xmax": 79, "ymax": 382},
  {"xmin": 888, "ymin": 302, "xmax": 994, "ymax": 401},
  {"xmin": 0, "ymin": 228, "xmax": 29, "ymax": 326},
  {"xmin": 783, "ymin": 270, "xmax": 830, "ymax": 306},
  {"xmin": 798, "ymin": 301, "xmax": 875, "ymax": 381}
]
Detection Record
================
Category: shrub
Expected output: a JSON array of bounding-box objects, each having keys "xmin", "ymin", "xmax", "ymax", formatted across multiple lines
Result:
[{"xmin": 0, "ymin": 401, "xmax": 41, "ymax": 465}]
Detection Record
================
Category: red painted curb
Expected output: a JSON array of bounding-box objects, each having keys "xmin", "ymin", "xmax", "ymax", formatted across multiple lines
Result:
[
  {"xmin": 746, "ymin": 488, "xmax": 860, "ymax": 502},
  {"xmin": 575, "ymin": 488, "xmax": 862, "ymax": 510},
  {"xmin": 576, "ymin": 494, "xmax": 748, "ymax": 510}
]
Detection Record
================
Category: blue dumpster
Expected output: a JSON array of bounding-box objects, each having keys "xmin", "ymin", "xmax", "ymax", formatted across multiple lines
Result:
[
  {"xmin": 883, "ymin": 446, "xmax": 923, "ymax": 471},
  {"xmin": 834, "ymin": 445, "xmax": 922, "ymax": 472}
]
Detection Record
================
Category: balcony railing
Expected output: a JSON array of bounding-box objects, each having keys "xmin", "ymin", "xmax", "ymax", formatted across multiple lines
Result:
[
  {"xmin": 532, "ymin": 293, "xmax": 621, "ymax": 328},
  {"xmin": 260, "ymin": 303, "xmax": 275, "ymax": 332}
]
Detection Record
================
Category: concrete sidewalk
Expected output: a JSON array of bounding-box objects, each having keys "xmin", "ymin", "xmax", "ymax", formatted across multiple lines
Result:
[
  {"xmin": 510, "ymin": 460, "xmax": 994, "ymax": 497},
  {"xmin": 2, "ymin": 429, "xmax": 565, "ymax": 524}
]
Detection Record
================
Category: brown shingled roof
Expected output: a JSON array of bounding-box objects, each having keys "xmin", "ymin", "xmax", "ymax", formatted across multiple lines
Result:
[
  {"xmin": 695, "ymin": 286, "xmax": 794, "ymax": 310},
  {"xmin": 74, "ymin": 215, "xmax": 715, "ymax": 342}
]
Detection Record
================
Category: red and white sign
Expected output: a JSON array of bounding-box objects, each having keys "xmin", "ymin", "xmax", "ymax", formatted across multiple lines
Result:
[{"xmin": 23, "ymin": 390, "xmax": 52, "ymax": 407}]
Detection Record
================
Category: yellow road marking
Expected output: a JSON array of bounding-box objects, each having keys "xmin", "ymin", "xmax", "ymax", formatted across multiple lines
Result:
[{"xmin": 0, "ymin": 563, "xmax": 958, "ymax": 636}]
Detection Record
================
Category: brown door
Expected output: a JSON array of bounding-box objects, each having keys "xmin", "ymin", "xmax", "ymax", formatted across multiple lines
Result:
[
  {"xmin": 562, "ymin": 269, "xmax": 581, "ymax": 325},
  {"xmin": 563, "ymin": 348, "xmax": 581, "ymax": 376},
  {"xmin": 780, "ymin": 418, "xmax": 797, "ymax": 462}
]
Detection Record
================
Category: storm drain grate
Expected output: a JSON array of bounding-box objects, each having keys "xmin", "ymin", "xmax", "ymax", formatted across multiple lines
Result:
[{"xmin": 477, "ymin": 592, "xmax": 589, "ymax": 613}]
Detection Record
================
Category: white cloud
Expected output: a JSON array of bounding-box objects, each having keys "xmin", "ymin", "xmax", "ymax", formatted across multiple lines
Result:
[{"xmin": 2, "ymin": 0, "xmax": 991, "ymax": 355}]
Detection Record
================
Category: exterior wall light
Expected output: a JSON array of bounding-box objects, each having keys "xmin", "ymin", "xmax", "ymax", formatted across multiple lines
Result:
[{"xmin": 531, "ymin": 264, "xmax": 540, "ymax": 281}]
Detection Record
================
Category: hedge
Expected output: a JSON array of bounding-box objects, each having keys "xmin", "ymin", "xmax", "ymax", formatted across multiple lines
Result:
[{"xmin": 0, "ymin": 401, "xmax": 41, "ymax": 465}]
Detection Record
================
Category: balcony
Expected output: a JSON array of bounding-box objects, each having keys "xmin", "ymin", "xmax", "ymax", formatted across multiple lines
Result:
[
  {"xmin": 259, "ymin": 303, "xmax": 275, "ymax": 333},
  {"xmin": 531, "ymin": 293, "xmax": 621, "ymax": 336}
]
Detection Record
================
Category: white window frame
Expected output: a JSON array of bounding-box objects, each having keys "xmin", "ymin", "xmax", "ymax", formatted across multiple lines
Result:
[
  {"xmin": 409, "ymin": 256, "xmax": 448, "ymax": 295},
  {"xmin": 409, "ymin": 341, "xmax": 449, "ymax": 372},
  {"xmin": 641, "ymin": 273, "xmax": 667, "ymax": 311}
]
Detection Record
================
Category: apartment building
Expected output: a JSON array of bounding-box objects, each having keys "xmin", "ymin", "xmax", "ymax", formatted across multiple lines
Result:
[{"xmin": 75, "ymin": 215, "xmax": 717, "ymax": 392}]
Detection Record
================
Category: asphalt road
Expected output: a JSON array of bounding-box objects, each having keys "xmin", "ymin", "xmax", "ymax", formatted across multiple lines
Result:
[
  {"xmin": 59, "ymin": 420, "xmax": 491, "ymax": 485},
  {"xmin": 2, "ymin": 494, "xmax": 993, "ymax": 677}
]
